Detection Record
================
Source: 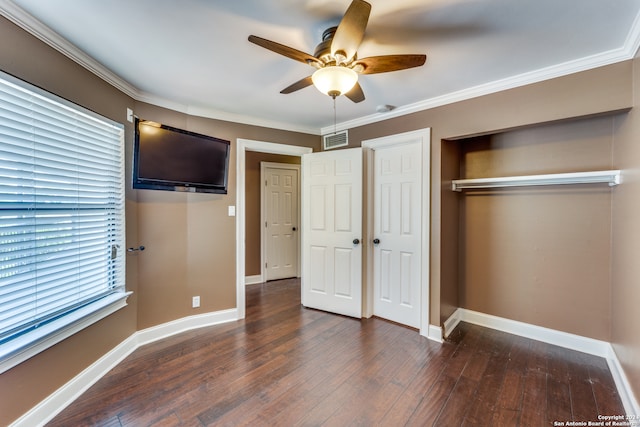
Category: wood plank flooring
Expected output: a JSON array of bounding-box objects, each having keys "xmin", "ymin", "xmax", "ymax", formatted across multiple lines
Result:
[{"xmin": 47, "ymin": 279, "xmax": 625, "ymax": 426}]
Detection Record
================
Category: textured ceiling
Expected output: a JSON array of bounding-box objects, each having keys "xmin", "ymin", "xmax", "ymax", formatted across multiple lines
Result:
[{"xmin": 3, "ymin": 0, "xmax": 640, "ymax": 134}]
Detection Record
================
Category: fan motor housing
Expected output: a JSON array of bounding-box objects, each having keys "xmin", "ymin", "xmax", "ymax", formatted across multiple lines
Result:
[
  {"xmin": 314, "ymin": 27, "xmax": 337, "ymax": 62},
  {"xmin": 314, "ymin": 26, "xmax": 356, "ymax": 65}
]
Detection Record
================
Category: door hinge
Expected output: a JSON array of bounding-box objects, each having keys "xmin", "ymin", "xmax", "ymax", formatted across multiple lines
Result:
[
  {"xmin": 265, "ymin": 262, "xmax": 268, "ymax": 268},
  {"xmin": 265, "ymin": 221, "xmax": 268, "ymax": 228}
]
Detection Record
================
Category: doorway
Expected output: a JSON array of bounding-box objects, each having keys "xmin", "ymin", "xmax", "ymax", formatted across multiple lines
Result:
[{"xmin": 236, "ymin": 139, "xmax": 312, "ymax": 319}]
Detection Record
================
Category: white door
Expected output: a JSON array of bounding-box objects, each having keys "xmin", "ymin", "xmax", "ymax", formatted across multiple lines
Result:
[
  {"xmin": 263, "ymin": 165, "xmax": 299, "ymax": 281},
  {"xmin": 302, "ymin": 148, "xmax": 362, "ymax": 318},
  {"xmin": 373, "ymin": 141, "xmax": 422, "ymax": 328}
]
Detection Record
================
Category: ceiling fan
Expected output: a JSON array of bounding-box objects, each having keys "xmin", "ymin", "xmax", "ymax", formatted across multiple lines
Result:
[{"xmin": 248, "ymin": 0, "xmax": 427, "ymax": 103}]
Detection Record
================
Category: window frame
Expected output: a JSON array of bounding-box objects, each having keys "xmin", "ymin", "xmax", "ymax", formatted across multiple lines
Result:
[{"xmin": 0, "ymin": 71, "xmax": 130, "ymax": 374}]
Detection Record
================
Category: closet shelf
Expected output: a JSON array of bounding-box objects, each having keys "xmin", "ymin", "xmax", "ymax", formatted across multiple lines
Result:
[{"xmin": 451, "ymin": 170, "xmax": 621, "ymax": 192}]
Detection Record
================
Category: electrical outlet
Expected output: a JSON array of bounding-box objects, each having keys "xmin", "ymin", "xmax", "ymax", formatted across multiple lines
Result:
[{"xmin": 192, "ymin": 296, "xmax": 200, "ymax": 308}]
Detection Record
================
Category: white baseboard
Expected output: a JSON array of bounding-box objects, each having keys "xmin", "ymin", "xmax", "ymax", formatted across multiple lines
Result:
[
  {"xmin": 11, "ymin": 308, "xmax": 239, "ymax": 427},
  {"xmin": 443, "ymin": 308, "xmax": 462, "ymax": 339},
  {"xmin": 607, "ymin": 346, "xmax": 640, "ymax": 418},
  {"xmin": 458, "ymin": 308, "xmax": 610, "ymax": 357},
  {"xmin": 425, "ymin": 324, "xmax": 443, "ymax": 343},
  {"xmin": 135, "ymin": 309, "xmax": 238, "ymax": 346},
  {"xmin": 245, "ymin": 275, "xmax": 263, "ymax": 285},
  {"xmin": 444, "ymin": 308, "xmax": 639, "ymax": 416},
  {"xmin": 11, "ymin": 334, "xmax": 139, "ymax": 427}
]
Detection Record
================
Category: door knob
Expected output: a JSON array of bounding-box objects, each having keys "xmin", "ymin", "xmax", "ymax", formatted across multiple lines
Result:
[
  {"xmin": 292, "ymin": 227, "xmax": 297, "ymax": 231},
  {"xmin": 353, "ymin": 238, "xmax": 360, "ymax": 245},
  {"xmin": 373, "ymin": 238, "xmax": 380, "ymax": 245}
]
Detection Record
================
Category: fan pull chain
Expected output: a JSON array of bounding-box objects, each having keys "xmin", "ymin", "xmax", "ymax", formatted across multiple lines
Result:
[{"xmin": 333, "ymin": 96, "xmax": 337, "ymax": 135}]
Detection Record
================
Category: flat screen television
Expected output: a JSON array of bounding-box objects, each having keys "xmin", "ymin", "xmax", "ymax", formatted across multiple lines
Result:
[{"xmin": 133, "ymin": 118, "xmax": 230, "ymax": 194}]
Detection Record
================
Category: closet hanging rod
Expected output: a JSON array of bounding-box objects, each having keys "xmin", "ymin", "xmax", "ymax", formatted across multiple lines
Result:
[{"xmin": 451, "ymin": 170, "xmax": 621, "ymax": 192}]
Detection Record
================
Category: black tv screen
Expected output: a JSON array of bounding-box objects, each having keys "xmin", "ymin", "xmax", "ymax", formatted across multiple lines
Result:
[{"xmin": 133, "ymin": 119, "xmax": 230, "ymax": 194}]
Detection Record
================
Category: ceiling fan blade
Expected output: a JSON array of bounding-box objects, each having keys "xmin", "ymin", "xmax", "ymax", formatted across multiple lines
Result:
[
  {"xmin": 331, "ymin": 0, "xmax": 371, "ymax": 62},
  {"xmin": 248, "ymin": 35, "xmax": 322, "ymax": 66},
  {"xmin": 353, "ymin": 54, "xmax": 426, "ymax": 75},
  {"xmin": 280, "ymin": 76, "xmax": 314, "ymax": 94},
  {"xmin": 345, "ymin": 82, "xmax": 365, "ymax": 103}
]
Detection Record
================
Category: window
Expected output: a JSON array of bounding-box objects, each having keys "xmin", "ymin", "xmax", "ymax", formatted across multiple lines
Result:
[{"xmin": 0, "ymin": 71, "xmax": 127, "ymax": 372}]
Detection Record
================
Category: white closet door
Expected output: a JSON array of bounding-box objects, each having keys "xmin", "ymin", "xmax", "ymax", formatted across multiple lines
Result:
[
  {"xmin": 302, "ymin": 148, "xmax": 362, "ymax": 318},
  {"xmin": 373, "ymin": 141, "xmax": 422, "ymax": 328}
]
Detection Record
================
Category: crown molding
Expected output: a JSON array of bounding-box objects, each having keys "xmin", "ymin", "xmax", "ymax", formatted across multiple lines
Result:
[
  {"xmin": 0, "ymin": 0, "xmax": 139, "ymax": 98},
  {"xmin": 625, "ymin": 5, "xmax": 640, "ymax": 59},
  {"xmin": 323, "ymin": 45, "xmax": 636, "ymax": 135},
  {"xmin": 3, "ymin": 0, "xmax": 640, "ymax": 137},
  {"xmin": 133, "ymin": 90, "xmax": 321, "ymax": 135}
]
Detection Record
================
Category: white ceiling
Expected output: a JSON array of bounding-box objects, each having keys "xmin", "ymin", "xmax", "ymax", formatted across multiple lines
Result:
[{"xmin": 2, "ymin": 0, "xmax": 640, "ymax": 134}]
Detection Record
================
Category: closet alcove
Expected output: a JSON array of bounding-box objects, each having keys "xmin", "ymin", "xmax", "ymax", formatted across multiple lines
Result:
[{"xmin": 441, "ymin": 113, "xmax": 623, "ymax": 341}]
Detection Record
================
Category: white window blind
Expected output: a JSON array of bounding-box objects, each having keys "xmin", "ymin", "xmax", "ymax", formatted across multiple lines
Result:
[{"xmin": 0, "ymin": 71, "xmax": 126, "ymax": 362}]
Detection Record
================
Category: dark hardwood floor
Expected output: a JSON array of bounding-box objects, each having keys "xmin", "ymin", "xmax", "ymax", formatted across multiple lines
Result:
[{"xmin": 47, "ymin": 279, "xmax": 625, "ymax": 426}]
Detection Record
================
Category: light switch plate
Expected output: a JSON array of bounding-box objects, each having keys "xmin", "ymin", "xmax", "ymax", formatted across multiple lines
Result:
[{"xmin": 228, "ymin": 206, "xmax": 236, "ymax": 217}]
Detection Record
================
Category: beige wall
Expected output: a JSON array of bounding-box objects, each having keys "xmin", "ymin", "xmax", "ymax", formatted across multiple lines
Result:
[
  {"xmin": 440, "ymin": 136, "xmax": 473, "ymax": 321},
  {"xmin": 611, "ymin": 55, "xmax": 640, "ymax": 405},
  {"xmin": 457, "ymin": 117, "xmax": 617, "ymax": 340},
  {"xmin": 245, "ymin": 152, "xmax": 301, "ymax": 277}
]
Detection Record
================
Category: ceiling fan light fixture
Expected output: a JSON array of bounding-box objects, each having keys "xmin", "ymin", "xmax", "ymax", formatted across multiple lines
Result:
[{"xmin": 312, "ymin": 66, "xmax": 358, "ymax": 98}]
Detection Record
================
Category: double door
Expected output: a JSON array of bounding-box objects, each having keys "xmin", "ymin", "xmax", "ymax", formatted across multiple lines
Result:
[{"xmin": 301, "ymin": 130, "xmax": 427, "ymax": 329}]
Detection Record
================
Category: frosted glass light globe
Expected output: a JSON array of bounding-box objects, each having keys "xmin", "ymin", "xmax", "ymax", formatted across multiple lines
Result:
[{"xmin": 312, "ymin": 66, "xmax": 358, "ymax": 98}]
